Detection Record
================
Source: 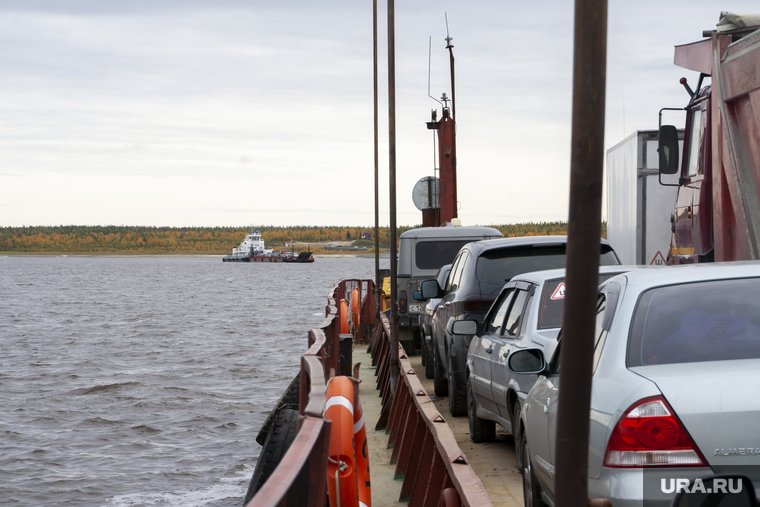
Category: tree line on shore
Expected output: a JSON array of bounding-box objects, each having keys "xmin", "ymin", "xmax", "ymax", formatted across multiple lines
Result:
[{"xmin": 0, "ymin": 222, "xmax": 596, "ymax": 254}]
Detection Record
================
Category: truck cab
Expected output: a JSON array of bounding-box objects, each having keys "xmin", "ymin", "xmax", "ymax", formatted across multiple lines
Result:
[
  {"xmin": 670, "ymin": 86, "xmax": 714, "ymax": 263},
  {"xmin": 659, "ymin": 18, "xmax": 760, "ymax": 263}
]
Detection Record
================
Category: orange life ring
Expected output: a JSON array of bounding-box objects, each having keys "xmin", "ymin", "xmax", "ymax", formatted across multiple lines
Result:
[
  {"xmin": 325, "ymin": 376, "xmax": 359, "ymax": 507},
  {"xmin": 351, "ymin": 288, "xmax": 361, "ymax": 332},
  {"xmin": 340, "ymin": 299, "xmax": 349, "ymax": 335},
  {"xmin": 353, "ymin": 396, "xmax": 371, "ymax": 507}
]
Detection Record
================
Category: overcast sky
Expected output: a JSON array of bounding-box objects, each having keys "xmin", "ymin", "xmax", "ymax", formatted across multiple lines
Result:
[{"xmin": 1, "ymin": 1, "xmax": 757, "ymax": 227}]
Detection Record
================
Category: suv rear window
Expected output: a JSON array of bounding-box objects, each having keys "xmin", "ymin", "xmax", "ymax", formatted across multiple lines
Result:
[
  {"xmin": 476, "ymin": 244, "xmax": 618, "ymax": 285},
  {"xmin": 627, "ymin": 278, "xmax": 760, "ymax": 366},
  {"xmin": 415, "ymin": 240, "xmax": 472, "ymax": 270}
]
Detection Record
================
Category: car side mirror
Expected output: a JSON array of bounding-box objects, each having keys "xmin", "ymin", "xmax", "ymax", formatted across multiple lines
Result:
[
  {"xmin": 420, "ymin": 279, "xmax": 442, "ymax": 299},
  {"xmin": 507, "ymin": 349, "xmax": 546, "ymax": 374},
  {"xmin": 449, "ymin": 319, "xmax": 478, "ymax": 336},
  {"xmin": 659, "ymin": 125, "xmax": 680, "ymax": 175},
  {"xmin": 413, "ymin": 290, "xmax": 425, "ymax": 301},
  {"xmin": 670, "ymin": 475, "xmax": 756, "ymax": 507}
]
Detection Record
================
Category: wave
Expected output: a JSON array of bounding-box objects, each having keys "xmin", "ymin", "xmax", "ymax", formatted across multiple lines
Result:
[{"xmin": 70, "ymin": 382, "xmax": 141, "ymax": 396}]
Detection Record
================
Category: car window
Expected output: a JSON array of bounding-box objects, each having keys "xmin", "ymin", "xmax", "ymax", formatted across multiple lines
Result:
[
  {"xmin": 504, "ymin": 289, "xmax": 530, "ymax": 337},
  {"xmin": 485, "ymin": 289, "xmax": 515, "ymax": 335},
  {"xmin": 436, "ymin": 265, "xmax": 452, "ymax": 287},
  {"xmin": 445, "ymin": 254, "xmax": 462, "ymax": 292},
  {"xmin": 415, "ymin": 240, "xmax": 472, "ymax": 270},
  {"xmin": 476, "ymin": 245, "xmax": 620, "ymax": 286},
  {"xmin": 457, "ymin": 252, "xmax": 472, "ymax": 290},
  {"xmin": 540, "ymin": 279, "xmax": 567, "ymax": 329},
  {"xmin": 449, "ymin": 252, "xmax": 469, "ymax": 293},
  {"xmin": 592, "ymin": 294, "xmax": 608, "ymax": 372},
  {"xmin": 627, "ymin": 278, "xmax": 760, "ymax": 366},
  {"xmin": 539, "ymin": 272, "xmax": 624, "ymax": 330}
]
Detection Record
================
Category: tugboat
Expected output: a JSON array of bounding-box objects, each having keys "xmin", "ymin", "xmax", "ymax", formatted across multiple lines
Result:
[{"xmin": 222, "ymin": 229, "xmax": 314, "ymax": 263}]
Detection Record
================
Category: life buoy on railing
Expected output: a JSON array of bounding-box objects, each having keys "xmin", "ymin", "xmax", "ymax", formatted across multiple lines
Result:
[
  {"xmin": 325, "ymin": 376, "xmax": 359, "ymax": 507},
  {"xmin": 353, "ymin": 394, "xmax": 371, "ymax": 507},
  {"xmin": 340, "ymin": 299, "xmax": 349, "ymax": 335},
  {"xmin": 350, "ymin": 288, "xmax": 360, "ymax": 333}
]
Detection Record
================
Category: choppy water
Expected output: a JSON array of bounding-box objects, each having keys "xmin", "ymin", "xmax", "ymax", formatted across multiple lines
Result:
[{"xmin": 0, "ymin": 255, "xmax": 385, "ymax": 506}]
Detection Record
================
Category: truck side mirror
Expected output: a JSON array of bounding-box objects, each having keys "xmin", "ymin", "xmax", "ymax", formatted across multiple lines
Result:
[{"xmin": 658, "ymin": 125, "xmax": 680, "ymax": 175}]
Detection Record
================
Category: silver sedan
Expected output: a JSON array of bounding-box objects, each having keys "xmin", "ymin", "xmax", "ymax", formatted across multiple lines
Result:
[
  {"xmin": 459, "ymin": 266, "xmax": 636, "ymax": 465},
  {"xmin": 513, "ymin": 263, "xmax": 760, "ymax": 507}
]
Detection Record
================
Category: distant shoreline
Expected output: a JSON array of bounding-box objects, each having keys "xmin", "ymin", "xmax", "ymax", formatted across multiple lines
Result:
[{"xmin": 0, "ymin": 252, "xmax": 390, "ymax": 259}]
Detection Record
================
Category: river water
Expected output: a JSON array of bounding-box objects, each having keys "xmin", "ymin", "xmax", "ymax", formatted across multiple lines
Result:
[{"xmin": 0, "ymin": 255, "xmax": 386, "ymax": 506}]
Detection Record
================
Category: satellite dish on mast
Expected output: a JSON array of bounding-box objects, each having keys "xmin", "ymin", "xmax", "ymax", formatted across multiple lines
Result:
[{"xmin": 412, "ymin": 176, "xmax": 440, "ymax": 211}]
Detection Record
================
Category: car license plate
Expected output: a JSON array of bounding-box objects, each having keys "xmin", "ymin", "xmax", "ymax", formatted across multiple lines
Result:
[{"xmin": 409, "ymin": 304, "xmax": 424, "ymax": 313}]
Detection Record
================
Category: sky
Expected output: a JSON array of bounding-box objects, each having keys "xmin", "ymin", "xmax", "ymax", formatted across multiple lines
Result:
[{"xmin": 1, "ymin": 1, "xmax": 757, "ymax": 228}]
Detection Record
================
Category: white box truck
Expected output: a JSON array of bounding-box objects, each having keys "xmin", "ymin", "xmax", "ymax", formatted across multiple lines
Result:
[{"xmin": 606, "ymin": 129, "xmax": 683, "ymax": 265}]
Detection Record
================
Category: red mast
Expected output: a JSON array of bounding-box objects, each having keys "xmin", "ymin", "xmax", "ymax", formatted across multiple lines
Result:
[{"xmin": 423, "ymin": 35, "xmax": 457, "ymax": 227}]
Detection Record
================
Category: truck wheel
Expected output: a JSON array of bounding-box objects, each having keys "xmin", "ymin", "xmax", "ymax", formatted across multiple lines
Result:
[
  {"xmin": 433, "ymin": 345, "xmax": 448, "ymax": 397},
  {"xmin": 448, "ymin": 354, "xmax": 467, "ymax": 417}
]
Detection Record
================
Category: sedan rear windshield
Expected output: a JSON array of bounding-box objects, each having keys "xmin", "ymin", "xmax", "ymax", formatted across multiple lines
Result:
[
  {"xmin": 539, "ymin": 272, "xmax": 624, "ymax": 329},
  {"xmin": 415, "ymin": 240, "xmax": 472, "ymax": 270},
  {"xmin": 476, "ymin": 244, "xmax": 618, "ymax": 286},
  {"xmin": 627, "ymin": 278, "xmax": 760, "ymax": 366}
]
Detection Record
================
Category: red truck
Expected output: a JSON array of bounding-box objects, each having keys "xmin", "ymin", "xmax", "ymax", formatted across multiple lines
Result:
[{"xmin": 659, "ymin": 13, "xmax": 760, "ymax": 263}]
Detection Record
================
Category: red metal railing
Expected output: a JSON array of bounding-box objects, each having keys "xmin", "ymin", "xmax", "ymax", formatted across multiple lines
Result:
[
  {"xmin": 247, "ymin": 279, "xmax": 490, "ymax": 507},
  {"xmin": 369, "ymin": 314, "xmax": 493, "ymax": 507}
]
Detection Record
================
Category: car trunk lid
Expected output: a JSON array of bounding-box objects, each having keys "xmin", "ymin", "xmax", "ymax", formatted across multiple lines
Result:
[{"xmin": 630, "ymin": 359, "xmax": 760, "ymax": 481}]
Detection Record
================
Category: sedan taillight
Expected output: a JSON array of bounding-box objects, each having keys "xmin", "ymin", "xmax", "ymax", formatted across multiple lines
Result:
[{"xmin": 604, "ymin": 396, "xmax": 707, "ymax": 468}]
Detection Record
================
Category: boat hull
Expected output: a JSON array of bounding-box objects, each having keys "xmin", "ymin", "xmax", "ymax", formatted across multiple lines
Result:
[{"xmin": 223, "ymin": 252, "xmax": 314, "ymax": 263}]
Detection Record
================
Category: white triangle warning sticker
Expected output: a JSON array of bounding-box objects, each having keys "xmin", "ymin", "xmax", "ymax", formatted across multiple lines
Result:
[
  {"xmin": 550, "ymin": 283, "xmax": 566, "ymax": 300},
  {"xmin": 650, "ymin": 251, "xmax": 666, "ymax": 265}
]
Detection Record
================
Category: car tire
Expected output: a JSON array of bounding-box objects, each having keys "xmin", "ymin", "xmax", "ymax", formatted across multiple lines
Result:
[
  {"xmin": 433, "ymin": 344, "xmax": 448, "ymax": 397},
  {"xmin": 448, "ymin": 354, "xmax": 467, "ymax": 417},
  {"xmin": 420, "ymin": 332, "xmax": 427, "ymax": 367},
  {"xmin": 467, "ymin": 377, "xmax": 495, "ymax": 443},
  {"xmin": 424, "ymin": 345, "xmax": 434, "ymax": 379},
  {"xmin": 523, "ymin": 443, "xmax": 547, "ymax": 507},
  {"xmin": 512, "ymin": 401, "xmax": 524, "ymax": 472}
]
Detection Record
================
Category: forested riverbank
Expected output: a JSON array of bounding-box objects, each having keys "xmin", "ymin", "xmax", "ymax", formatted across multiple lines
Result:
[{"xmin": 0, "ymin": 222, "xmax": 591, "ymax": 254}]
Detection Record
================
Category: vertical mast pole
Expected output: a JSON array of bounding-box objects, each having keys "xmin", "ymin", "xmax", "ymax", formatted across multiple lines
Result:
[
  {"xmin": 373, "ymin": 0, "xmax": 380, "ymax": 324},
  {"xmin": 387, "ymin": 0, "xmax": 399, "ymax": 390},
  {"xmin": 555, "ymin": 2, "xmax": 608, "ymax": 507},
  {"xmin": 446, "ymin": 36, "xmax": 457, "ymax": 219}
]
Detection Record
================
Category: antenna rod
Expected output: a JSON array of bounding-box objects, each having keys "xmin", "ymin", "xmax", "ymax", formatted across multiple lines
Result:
[
  {"xmin": 428, "ymin": 36, "xmax": 443, "ymax": 106},
  {"xmin": 445, "ymin": 13, "xmax": 456, "ymax": 121}
]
